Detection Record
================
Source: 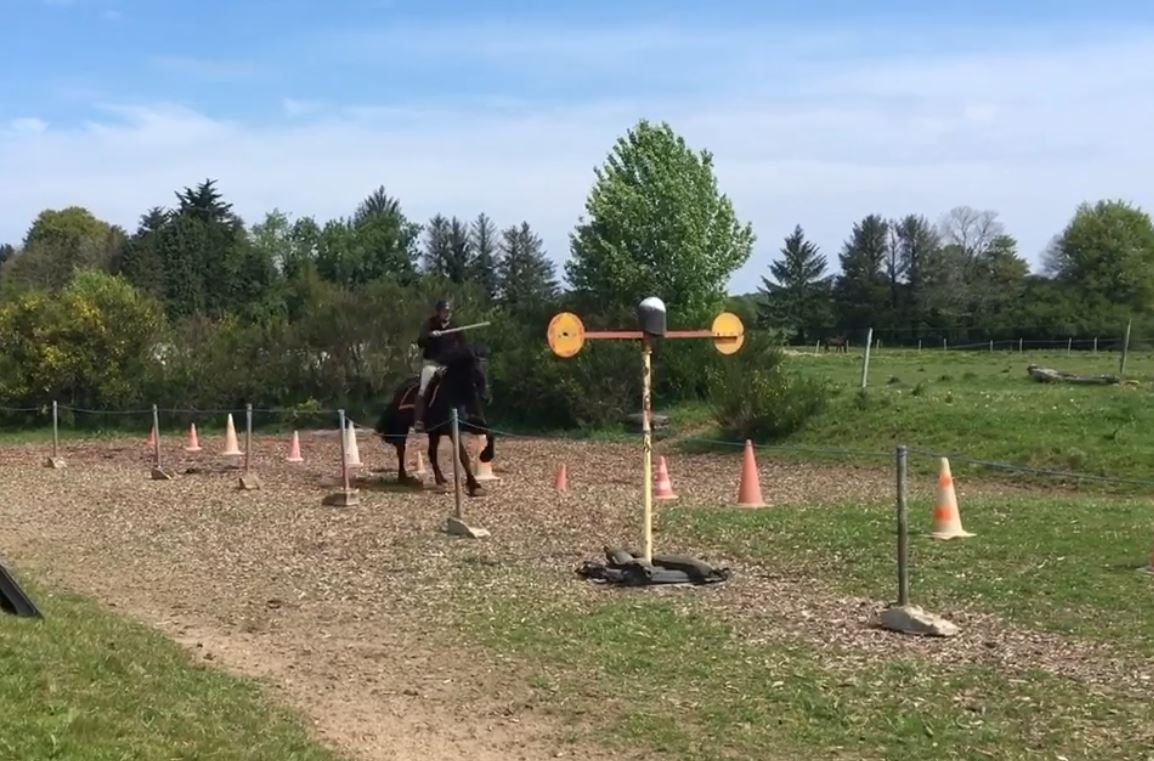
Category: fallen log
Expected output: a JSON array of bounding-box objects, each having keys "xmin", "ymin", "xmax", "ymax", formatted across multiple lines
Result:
[{"xmin": 1026, "ymin": 364, "xmax": 1120, "ymax": 385}]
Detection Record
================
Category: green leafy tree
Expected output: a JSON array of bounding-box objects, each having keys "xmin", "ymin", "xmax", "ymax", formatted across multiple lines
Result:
[
  {"xmin": 497, "ymin": 222, "xmax": 557, "ymax": 308},
  {"xmin": 758, "ymin": 225, "xmax": 831, "ymax": 342},
  {"xmin": 566, "ymin": 119, "xmax": 754, "ymax": 324},
  {"xmin": 2, "ymin": 207, "xmax": 125, "ymax": 292},
  {"xmin": 0, "ymin": 270, "xmax": 165, "ymax": 409},
  {"xmin": 350, "ymin": 186, "xmax": 421, "ymax": 283},
  {"xmin": 112, "ymin": 207, "xmax": 170, "ymax": 300},
  {"xmin": 1046, "ymin": 199, "xmax": 1154, "ymax": 310}
]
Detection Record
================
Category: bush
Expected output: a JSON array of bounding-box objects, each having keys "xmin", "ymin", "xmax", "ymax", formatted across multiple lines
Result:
[{"xmin": 706, "ymin": 332, "xmax": 829, "ymax": 441}]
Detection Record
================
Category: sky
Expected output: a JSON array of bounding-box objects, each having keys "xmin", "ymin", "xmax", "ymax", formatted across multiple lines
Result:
[{"xmin": 3, "ymin": 0, "xmax": 1154, "ymax": 294}]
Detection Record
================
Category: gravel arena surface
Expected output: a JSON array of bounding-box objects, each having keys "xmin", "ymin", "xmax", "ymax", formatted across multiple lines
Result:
[{"xmin": 1, "ymin": 430, "xmax": 1150, "ymax": 760}]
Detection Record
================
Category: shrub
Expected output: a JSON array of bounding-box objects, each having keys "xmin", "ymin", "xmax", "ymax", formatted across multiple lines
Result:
[{"xmin": 706, "ymin": 332, "xmax": 829, "ymax": 441}]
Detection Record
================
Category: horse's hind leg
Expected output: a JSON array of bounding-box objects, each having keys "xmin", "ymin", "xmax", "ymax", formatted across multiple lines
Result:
[
  {"xmin": 395, "ymin": 441, "xmax": 420, "ymax": 487},
  {"xmin": 429, "ymin": 433, "xmax": 449, "ymax": 492}
]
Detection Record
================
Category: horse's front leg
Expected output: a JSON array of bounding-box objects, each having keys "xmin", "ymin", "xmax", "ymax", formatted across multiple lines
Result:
[
  {"xmin": 428, "ymin": 433, "xmax": 447, "ymax": 490},
  {"xmin": 458, "ymin": 435, "xmax": 483, "ymax": 497},
  {"xmin": 395, "ymin": 441, "xmax": 418, "ymax": 486}
]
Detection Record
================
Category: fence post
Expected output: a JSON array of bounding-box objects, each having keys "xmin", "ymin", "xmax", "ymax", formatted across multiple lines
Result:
[
  {"xmin": 880, "ymin": 443, "xmax": 958, "ymax": 636},
  {"xmin": 860, "ymin": 327, "xmax": 873, "ymax": 389},
  {"xmin": 1067, "ymin": 337, "xmax": 1072, "ymax": 355},
  {"xmin": 989, "ymin": 340, "xmax": 993, "ymax": 353},
  {"xmin": 943, "ymin": 338, "xmax": 947, "ymax": 351},
  {"xmin": 1018, "ymin": 337, "xmax": 1023, "ymax": 353},
  {"xmin": 44, "ymin": 400, "xmax": 65, "ymax": 469},
  {"xmin": 322, "ymin": 409, "xmax": 358, "ymax": 506},
  {"xmin": 443, "ymin": 407, "xmax": 489, "ymax": 538},
  {"xmin": 896, "ymin": 445, "xmax": 909, "ymax": 608},
  {"xmin": 1094, "ymin": 336, "xmax": 1098, "ymax": 354},
  {"xmin": 239, "ymin": 402, "xmax": 261, "ymax": 490},
  {"xmin": 917, "ymin": 339, "xmax": 922, "ymax": 353},
  {"xmin": 1120, "ymin": 319, "xmax": 1132, "ymax": 378},
  {"xmin": 451, "ymin": 408, "xmax": 463, "ymax": 520},
  {"xmin": 150, "ymin": 403, "xmax": 172, "ymax": 480}
]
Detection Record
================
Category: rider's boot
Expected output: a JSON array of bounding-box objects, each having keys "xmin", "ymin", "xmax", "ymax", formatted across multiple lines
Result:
[{"xmin": 412, "ymin": 394, "xmax": 426, "ymax": 432}]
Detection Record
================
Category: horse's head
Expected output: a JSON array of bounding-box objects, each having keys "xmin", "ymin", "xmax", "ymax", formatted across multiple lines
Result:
[{"xmin": 443, "ymin": 342, "xmax": 490, "ymax": 414}]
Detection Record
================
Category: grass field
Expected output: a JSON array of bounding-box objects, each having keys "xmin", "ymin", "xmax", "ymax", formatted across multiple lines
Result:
[
  {"xmin": 0, "ymin": 578, "xmax": 344, "ymax": 761},
  {"xmin": 4, "ymin": 348, "xmax": 1154, "ymax": 760}
]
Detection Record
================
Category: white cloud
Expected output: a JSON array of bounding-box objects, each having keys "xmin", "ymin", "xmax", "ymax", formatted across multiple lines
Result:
[
  {"xmin": 3, "ymin": 23, "xmax": 1154, "ymax": 292},
  {"xmin": 7, "ymin": 117, "xmax": 48, "ymax": 134}
]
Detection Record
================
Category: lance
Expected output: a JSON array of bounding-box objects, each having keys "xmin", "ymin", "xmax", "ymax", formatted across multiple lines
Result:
[{"xmin": 431, "ymin": 321, "xmax": 491, "ymax": 337}]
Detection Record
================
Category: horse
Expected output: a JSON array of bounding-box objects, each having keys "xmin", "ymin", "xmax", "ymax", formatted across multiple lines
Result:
[
  {"xmin": 374, "ymin": 343, "xmax": 495, "ymax": 497},
  {"xmin": 823, "ymin": 335, "xmax": 849, "ymax": 353}
]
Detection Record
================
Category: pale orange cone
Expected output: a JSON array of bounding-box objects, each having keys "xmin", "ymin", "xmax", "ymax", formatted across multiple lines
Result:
[
  {"xmin": 222, "ymin": 413, "xmax": 243, "ymax": 456},
  {"xmin": 146, "ymin": 425, "xmax": 156, "ymax": 448},
  {"xmin": 184, "ymin": 423, "xmax": 202, "ymax": 452},
  {"xmin": 344, "ymin": 421, "xmax": 362, "ymax": 467},
  {"xmin": 653, "ymin": 455, "xmax": 677, "ymax": 500},
  {"xmin": 285, "ymin": 431, "xmax": 304, "ymax": 463},
  {"xmin": 554, "ymin": 463, "xmax": 568, "ymax": 491},
  {"xmin": 930, "ymin": 458, "xmax": 973, "ymax": 539},
  {"xmin": 414, "ymin": 451, "xmax": 427, "ymax": 477},
  {"xmin": 474, "ymin": 437, "xmax": 499, "ymax": 482},
  {"xmin": 735, "ymin": 440, "xmax": 766, "ymax": 508}
]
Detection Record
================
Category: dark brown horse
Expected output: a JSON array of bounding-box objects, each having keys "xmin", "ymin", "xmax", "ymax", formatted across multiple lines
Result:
[
  {"xmin": 374, "ymin": 344, "xmax": 494, "ymax": 496},
  {"xmin": 823, "ymin": 335, "xmax": 849, "ymax": 353}
]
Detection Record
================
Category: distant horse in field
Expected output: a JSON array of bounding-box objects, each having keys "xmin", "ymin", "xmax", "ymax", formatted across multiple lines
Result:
[
  {"xmin": 823, "ymin": 335, "xmax": 849, "ymax": 353},
  {"xmin": 374, "ymin": 344, "xmax": 494, "ymax": 496}
]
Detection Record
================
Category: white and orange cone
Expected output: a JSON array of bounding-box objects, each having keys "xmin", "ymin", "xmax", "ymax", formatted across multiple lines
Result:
[
  {"xmin": 222, "ymin": 413, "xmax": 243, "ymax": 456},
  {"xmin": 653, "ymin": 455, "xmax": 677, "ymax": 500},
  {"xmin": 285, "ymin": 431, "xmax": 304, "ymax": 463},
  {"xmin": 343, "ymin": 421, "xmax": 362, "ymax": 467},
  {"xmin": 414, "ymin": 451, "xmax": 427, "ymax": 477},
  {"xmin": 735, "ymin": 440, "xmax": 766, "ymax": 508},
  {"xmin": 930, "ymin": 458, "xmax": 973, "ymax": 539},
  {"xmin": 474, "ymin": 437, "xmax": 499, "ymax": 482},
  {"xmin": 554, "ymin": 463, "xmax": 568, "ymax": 491},
  {"xmin": 184, "ymin": 423, "xmax": 202, "ymax": 452}
]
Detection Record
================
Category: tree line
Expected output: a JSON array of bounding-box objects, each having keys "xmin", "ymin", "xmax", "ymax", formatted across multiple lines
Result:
[
  {"xmin": 756, "ymin": 201, "xmax": 1154, "ymax": 346},
  {"xmin": 1, "ymin": 117, "xmax": 1151, "ymax": 435}
]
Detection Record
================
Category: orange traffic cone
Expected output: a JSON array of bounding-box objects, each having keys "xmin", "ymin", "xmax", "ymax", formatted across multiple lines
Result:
[
  {"xmin": 735, "ymin": 440, "xmax": 766, "ymax": 508},
  {"xmin": 222, "ymin": 413, "xmax": 243, "ymax": 456},
  {"xmin": 184, "ymin": 423, "xmax": 202, "ymax": 452},
  {"xmin": 554, "ymin": 463, "xmax": 568, "ymax": 491},
  {"xmin": 344, "ymin": 421, "xmax": 362, "ymax": 467},
  {"xmin": 653, "ymin": 456, "xmax": 677, "ymax": 500},
  {"xmin": 930, "ymin": 458, "xmax": 973, "ymax": 539},
  {"xmin": 414, "ymin": 451, "xmax": 427, "ymax": 477},
  {"xmin": 146, "ymin": 425, "xmax": 156, "ymax": 448},
  {"xmin": 285, "ymin": 431, "xmax": 304, "ymax": 463}
]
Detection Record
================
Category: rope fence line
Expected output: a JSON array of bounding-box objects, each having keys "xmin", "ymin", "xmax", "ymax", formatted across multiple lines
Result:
[{"xmin": 3, "ymin": 400, "xmax": 1153, "ymax": 491}]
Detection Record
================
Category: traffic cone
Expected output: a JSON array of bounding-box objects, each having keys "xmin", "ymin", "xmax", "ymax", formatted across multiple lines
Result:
[
  {"xmin": 414, "ymin": 451, "xmax": 427, "ymax": 477},
  {"xmin": 554, "ymin": 463, "xmax": 568, "ymax": 491},
  {"xmin": 735, "ymin": 440, "xmax": 766, "ymax": 508},
  {"xmin": 285, "ymin": 431, "xmax": 304, "ymax": 463},
  {"xmin": 222, "ymin": 414, "xmax": 243, "ymax": 456},
  {"xmin": 184, "ymin": 423, "xmax": 202, "ymax": 452},
  {"xmin": 653, "ymin": 455, "xmax": 677, "ymax": 500},
  {"xmin": 146, "ymin": 425, "xmax": 156, "ymax": 448},
  {"xmin": 930, "ymin": 458, "xmax": 973, "ymax": 539},
  {"xmin": 474, "ymin": 437, "xmax": 499, "ymax": 482},
  {"xmin": 344, "ymin": 421, "xmax": 362, "ymax": 467}
]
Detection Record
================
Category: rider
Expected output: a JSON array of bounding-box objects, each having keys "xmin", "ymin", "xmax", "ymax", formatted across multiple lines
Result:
[{"xmin": 412, "ymin": 298, "xmax": 463, "ymax": 432}]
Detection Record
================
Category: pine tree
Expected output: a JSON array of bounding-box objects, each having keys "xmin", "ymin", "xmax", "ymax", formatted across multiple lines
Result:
[
  {"xmin": 443, "ymin": 217, "xmax": 473, "ymax": 283},
  {"xmin": 469, "ymin": 213, "xmax": 499, "ymax": 299},
  {"xmin": 498, "ymin": 222, "xmax": 557, "ymax": 307},
  {"xmin": 834, "ymin": 214, "xmax": 890, "ymax": 328},
  {"xmin": 758, "ymin": 224, "xmax": 831, "ymax": 342},
  {"xmin": 422, "ymin": 214, "xmax": 453, "ymax": 277}
]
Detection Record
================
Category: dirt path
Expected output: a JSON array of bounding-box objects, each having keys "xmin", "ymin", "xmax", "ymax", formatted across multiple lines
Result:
[{"xmin": 0, "ymin": 432, "xmax": 1146, "ymax": 760}]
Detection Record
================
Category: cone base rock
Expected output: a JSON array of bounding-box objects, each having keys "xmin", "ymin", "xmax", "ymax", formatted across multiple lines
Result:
[{"xmin": 880, "ymin": 604, "xmax": 959, "ymax": 637}]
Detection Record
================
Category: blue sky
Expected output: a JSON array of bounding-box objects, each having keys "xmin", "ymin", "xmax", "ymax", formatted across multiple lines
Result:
[{"xmin": 3, "ymin": 0, "xmax": 1154, "ymax": 293}]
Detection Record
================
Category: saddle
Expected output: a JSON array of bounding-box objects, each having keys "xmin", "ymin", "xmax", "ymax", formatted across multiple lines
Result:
[
  {"xmin": 577, "ymin": 546, "xmax": 731, "ymax": 587},
  {"xmin": 398, "ymin": 368, "xmax": 447, "ymax": 411}
]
